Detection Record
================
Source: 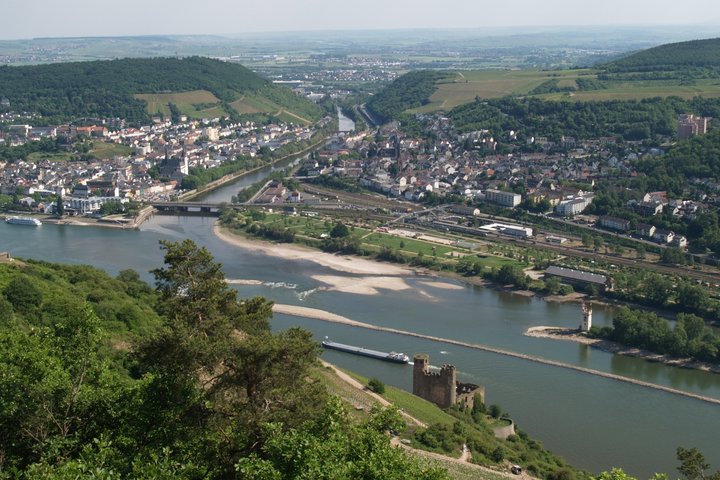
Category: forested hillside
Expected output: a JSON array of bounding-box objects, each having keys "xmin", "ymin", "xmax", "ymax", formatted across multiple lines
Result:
[
  {"xmin": 0, "ymin": 242, "xmax": 448, "ymax": 479},
  {"xmin": 367, "ymin": 70, "xmax": 449, "ymax": 123},
  {"xmin": 448, "ymin": 96, "xmax": 720, "ymax": 140},
  {"xmin": 606, "ymin": 37, "xmax": 720, "ymax": 73},
  {"xmin": 0, "ymin": 57, "xmax": 324, "ymax": 123}
]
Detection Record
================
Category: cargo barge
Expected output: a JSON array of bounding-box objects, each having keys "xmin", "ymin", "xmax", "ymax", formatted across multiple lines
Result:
[{"xmin": 321, "ymin": 340, "xmax": 410, "ymax": 364}]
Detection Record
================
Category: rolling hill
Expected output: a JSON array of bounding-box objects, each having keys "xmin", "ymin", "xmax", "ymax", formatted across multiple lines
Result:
[
  {"xmin": 605, "ymin": 37, "xmax": 720, "ymax": 73},
  {"xmin": 369, "ymin": 37, "xmax": 720, "ymax": 120},
  {"xmin": 0, "ymin": 56, "xmax": 324, "ymax": 124}
]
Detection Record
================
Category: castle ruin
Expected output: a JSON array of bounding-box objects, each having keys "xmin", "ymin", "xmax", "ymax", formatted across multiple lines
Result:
[{"xmin": 412, "ymin": 354, "xmax": 484, "ymax": 409}]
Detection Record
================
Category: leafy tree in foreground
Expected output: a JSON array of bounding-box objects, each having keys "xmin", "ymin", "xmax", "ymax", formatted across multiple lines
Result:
[{"xmin": 236, "ymin": 398, "xmax": 449, "ymax": 480}]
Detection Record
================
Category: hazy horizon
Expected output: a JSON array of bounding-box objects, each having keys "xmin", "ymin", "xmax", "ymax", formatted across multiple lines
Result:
[{"xmin": 4, "ymin": 0, "xmax": 720, "ymax": 41}]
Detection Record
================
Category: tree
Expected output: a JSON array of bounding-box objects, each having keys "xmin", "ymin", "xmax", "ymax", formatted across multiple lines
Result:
[
  {"xmin": 593, "ymin": 237, "xmax": 604, "ymax": 253},
  {"xmin": 642, "ymin": 274, "xmax": 672, "ymax": 306},
  {"xmin": 581, "ymin": 234, "xmax": 592, "ymax": 248},
  {"xmin": 3, "ymin": 275, "xmax": 43, "ymax": 314},
  {"xmin": 330, "ymin": 222, "xmax": 350, "ymax": 238},
  {"xmin": 677, "ymin": 284, "xmax": 709, "ymax": 314},
  {"xmin": 0, "ymin": 300, "xmax": 111, "ymax": 470},
  {"xmin": 544, "ymin": 276, "xmax": 561, "ymax": 295},
  {"xmin": 661, "ymin": 247, "xmax": 686, "ymax": 265},
  {"xmin": 55, "ymin": 196, "xmax": 64, "ymax": 217},
  {"xmin": 236, "ymin": 399, "xmax": 449, "ymax": 480},
  {"xmin": 151, "ymin": 239, "xmax": 270, "ymax": 339},
  {"xmin": 677, "ymin": 447, "xmax": 720, "ymax": 480}
]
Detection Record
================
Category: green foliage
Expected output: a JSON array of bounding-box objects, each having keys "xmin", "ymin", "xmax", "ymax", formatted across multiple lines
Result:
[
  {"xmin": 367, "ymin": 377, "xmax": 386, "ymax": 394},
  {"xmin": 598, "ymin": 307, "xmax": 720, "ymax": 363},
  {"xmin": 449, "ymin": 95, "xmax": 720, "ymax": 141},
  {"xmin": 330, "ymin": 222, "xmax": 350, "ymax": 238},
  {"xmin": 3, "ymin": 274, "xmax": 43, "ymax": 314},
  {"xmin": 483, "ymin": 265, "xmax": 529, "ymax": 289},
  {"xmin": 0, "ymin": 57, "xmax": 322, "ymax": 123},
  {"xmin": 676, "ymin": 446, "xmax": 720, "ymax": 480},
  {"xmin": 312, "ymin": 174, "xmax": 362, "ymax": 193},
  {"xmin": 236, "ymin": 399, "xmax": 449, "ymax": 480},
  {"xmin": 636, "ymin": 129, "xmax": 720, "ymax": 194},
  {"xmin": 0, "ymin": 243, "xmax": 452, "ymax": 479},
  {"xmin": 606, "ymin": 38, "xmax": 720, "ymax": 74},
  {"xmin": 529, "ymin": 79, "xmax": 576, "ymax": 95},
  {"xmin": 367, "ymin": 71, "xmax": 448, "ymax": 122}
]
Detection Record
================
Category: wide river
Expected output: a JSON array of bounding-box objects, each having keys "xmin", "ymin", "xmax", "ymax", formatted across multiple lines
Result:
[{"xmin": 2, "ymin": 169, "xmax": 719, "ymax": 477}]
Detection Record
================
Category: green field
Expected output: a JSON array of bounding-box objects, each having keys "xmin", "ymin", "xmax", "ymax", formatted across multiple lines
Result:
[
  {"xmin": 135, "ymin": 90, "xmax": 228, "ymax": 119},
  {"xmin": 230, "ymin": 94, "xmax": 312, "ymax": 125},
  {"xmin": 135, "ymin": 89, "xmax": 314, "ymax": 124},
  {"xmin": 89, "ymin": 141, "xmax": 135, "ymax": 159},
  {"xmin": 245, "ymin": 213, "xmax": 521, "ymax": 272},
  {"xmin": 407, "ymin": 69, "xmax": 720, "ymax": 113},
  {"xmin": 26, "ymin": 141, "xmax": 134, "ymax": 162}
]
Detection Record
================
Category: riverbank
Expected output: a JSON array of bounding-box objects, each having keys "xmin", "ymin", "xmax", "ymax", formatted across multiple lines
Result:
[
  {"xmin": 39, "ymin": 205, "xmax": 156, "ymax": 230},
  {"xmin": 525, "ymin": 326, "xmax": 720, "ymax": 374},
  {"xmin": 180, "ymin": 134, "xmax": 328, "ymax": 201},
  {"xmin": 214, "ymin": 224, "xmax": 596, "ymax": 303}
]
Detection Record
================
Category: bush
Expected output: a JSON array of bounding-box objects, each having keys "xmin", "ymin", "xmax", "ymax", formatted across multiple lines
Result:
[
  {"xmin": 488, "ymin": 404, "xmax": 502, "ymax": 419},
  {"xmin": 367, "ymin": 378, "xmax": 386, "ymax": 394}
]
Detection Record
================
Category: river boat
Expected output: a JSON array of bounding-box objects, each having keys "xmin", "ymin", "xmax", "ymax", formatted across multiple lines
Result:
[
  {"xmin": 321, "ymin": 340, "xmax": 410, "ymax": 364},
  {"xmin": 5, "ymin": 216, "xmax": 42, "ymax": 226}
]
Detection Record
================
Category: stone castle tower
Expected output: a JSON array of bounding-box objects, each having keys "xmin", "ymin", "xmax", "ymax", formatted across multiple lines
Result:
[
  {"xmin": 581, "ymin": 302, "xmax": 593, "ymax": 332},
  {"xmin": 413, "ymin": 354, "xmax": 484, "ymax": 409},
  {"xmin": 413, "ymin": 354, "xmax": 457, "ymax": 408}
]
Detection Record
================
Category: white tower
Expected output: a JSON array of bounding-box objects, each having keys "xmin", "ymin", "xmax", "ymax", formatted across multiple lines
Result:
[{"xmin": 581, "ymin": 303, "xmax": 593, "ymax": 333}]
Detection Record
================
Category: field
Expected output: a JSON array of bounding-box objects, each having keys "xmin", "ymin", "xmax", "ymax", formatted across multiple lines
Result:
[
  {"xmin": 230, "ymin": 94, "xmax": 312, "ymax": 125},
  {"xmin": 407, "ymin": 69, "xmax": 720, "ymax": 113},
  {"xmin": 27, "ymin": 141, "xmax": 134, "ymax": 162},
  {"xmin": 539, "ymin": 79, "xmax": 720, "ymax": 101},
  {"xmin": 245, "ymin": 212, "xmax": 522, "ymax": 272},
  {"xmin": 135, "ymin": 89, "xmax": 313, "ymax": 124},
  {"xmin": 134, "ymin": 90, "xmax": 227, "ymax": 119}
]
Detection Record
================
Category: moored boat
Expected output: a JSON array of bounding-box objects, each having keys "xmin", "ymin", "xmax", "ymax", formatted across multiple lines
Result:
[{"xmin": 5, "ymin": 216, "xmax": 42, "ymax": 226}]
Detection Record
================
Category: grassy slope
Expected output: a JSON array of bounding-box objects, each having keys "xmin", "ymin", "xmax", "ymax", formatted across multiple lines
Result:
[
  {"xmin": 408, "ymin": 69, "xmax": 720, "ymax": 114},
  {"xmin": 401, "ymin": 38, "xmax": 720, "ymax": 114},
  {"xmin": 314, "ymin": 364, "xmax": 510, "ymax": 480}
]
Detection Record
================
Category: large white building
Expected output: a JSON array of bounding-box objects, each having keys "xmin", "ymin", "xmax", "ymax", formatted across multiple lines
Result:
[
  {"xmin": 485, "ymin": 189, "xmax": 522, "ymax": 208},
  {"xmin": 555, "ymin": 194, "xmax": 594, "ymax": 217}
]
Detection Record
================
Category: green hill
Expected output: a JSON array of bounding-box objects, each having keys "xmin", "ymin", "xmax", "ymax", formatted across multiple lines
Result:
[
  {"xmin": 367, "ymin": 70, "xmax": 450, "ymax": 123},
  {"xmin": 0, "ymin": 57, "xmax": 324, "ymax": 124},
  {"xmin": 606, "ymin": 37, "xmax": 720, "ymax": 73}
]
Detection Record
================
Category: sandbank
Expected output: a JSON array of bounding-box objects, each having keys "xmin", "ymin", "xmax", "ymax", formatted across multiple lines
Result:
[
  {"xmin": 416, "ymin": 280, "xmax": 465, "ymax": 290},
  {"xmin": 311, "ymin": 274, "xmax": 411, "ymax": 296},
  {"xmin": 226, "ymin": 279, "xmax": 264, "ymax": 286},
  {"xmin": 214, "ymin": 225, "xmax": 411, "ymax": 276}
]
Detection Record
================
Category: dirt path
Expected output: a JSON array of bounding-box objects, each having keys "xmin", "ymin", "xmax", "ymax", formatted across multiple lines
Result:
[
  {"xmin": 321, "ymin": 360, "xmax": 426, "ymax": 428},
  {"xmin": 324, "ymin": 359, "xmax": 535, "ymax": 479}
]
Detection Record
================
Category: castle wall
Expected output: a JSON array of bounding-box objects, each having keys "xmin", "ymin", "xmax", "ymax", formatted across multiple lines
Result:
[
  {"xmin": 457, "ymin": 383, "xmax": 485, "ymax": 410},
  {"xmin": 412, "ymin": 354, "xmax": 457, "ymax": 409},
  {"xmin": 413, "ymin": 354, "xmax": 486, "ymax": 410}
]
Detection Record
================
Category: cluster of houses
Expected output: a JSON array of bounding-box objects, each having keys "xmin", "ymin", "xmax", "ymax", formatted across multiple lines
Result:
[
  {"xmin": 0, "ymin": 116, "xmax": 319, "ymax": 215},
  {"xmin": 303, "ymin": 114, "xmax": 711, "ymax": 250}
]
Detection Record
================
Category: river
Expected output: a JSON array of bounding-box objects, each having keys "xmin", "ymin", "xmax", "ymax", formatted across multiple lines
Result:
[
  {"xmin": 338, "ymin": 107, "xmax": 355, "ymax": 133},
  {"xmin": 2, "ymin": 174, "xmax": 720, "ymax": 477}
]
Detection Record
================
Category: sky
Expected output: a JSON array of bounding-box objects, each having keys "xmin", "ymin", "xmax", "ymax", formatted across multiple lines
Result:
[{"xmin": 3, "ymin": 0, "xmax": 720, "ymax": 40}]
